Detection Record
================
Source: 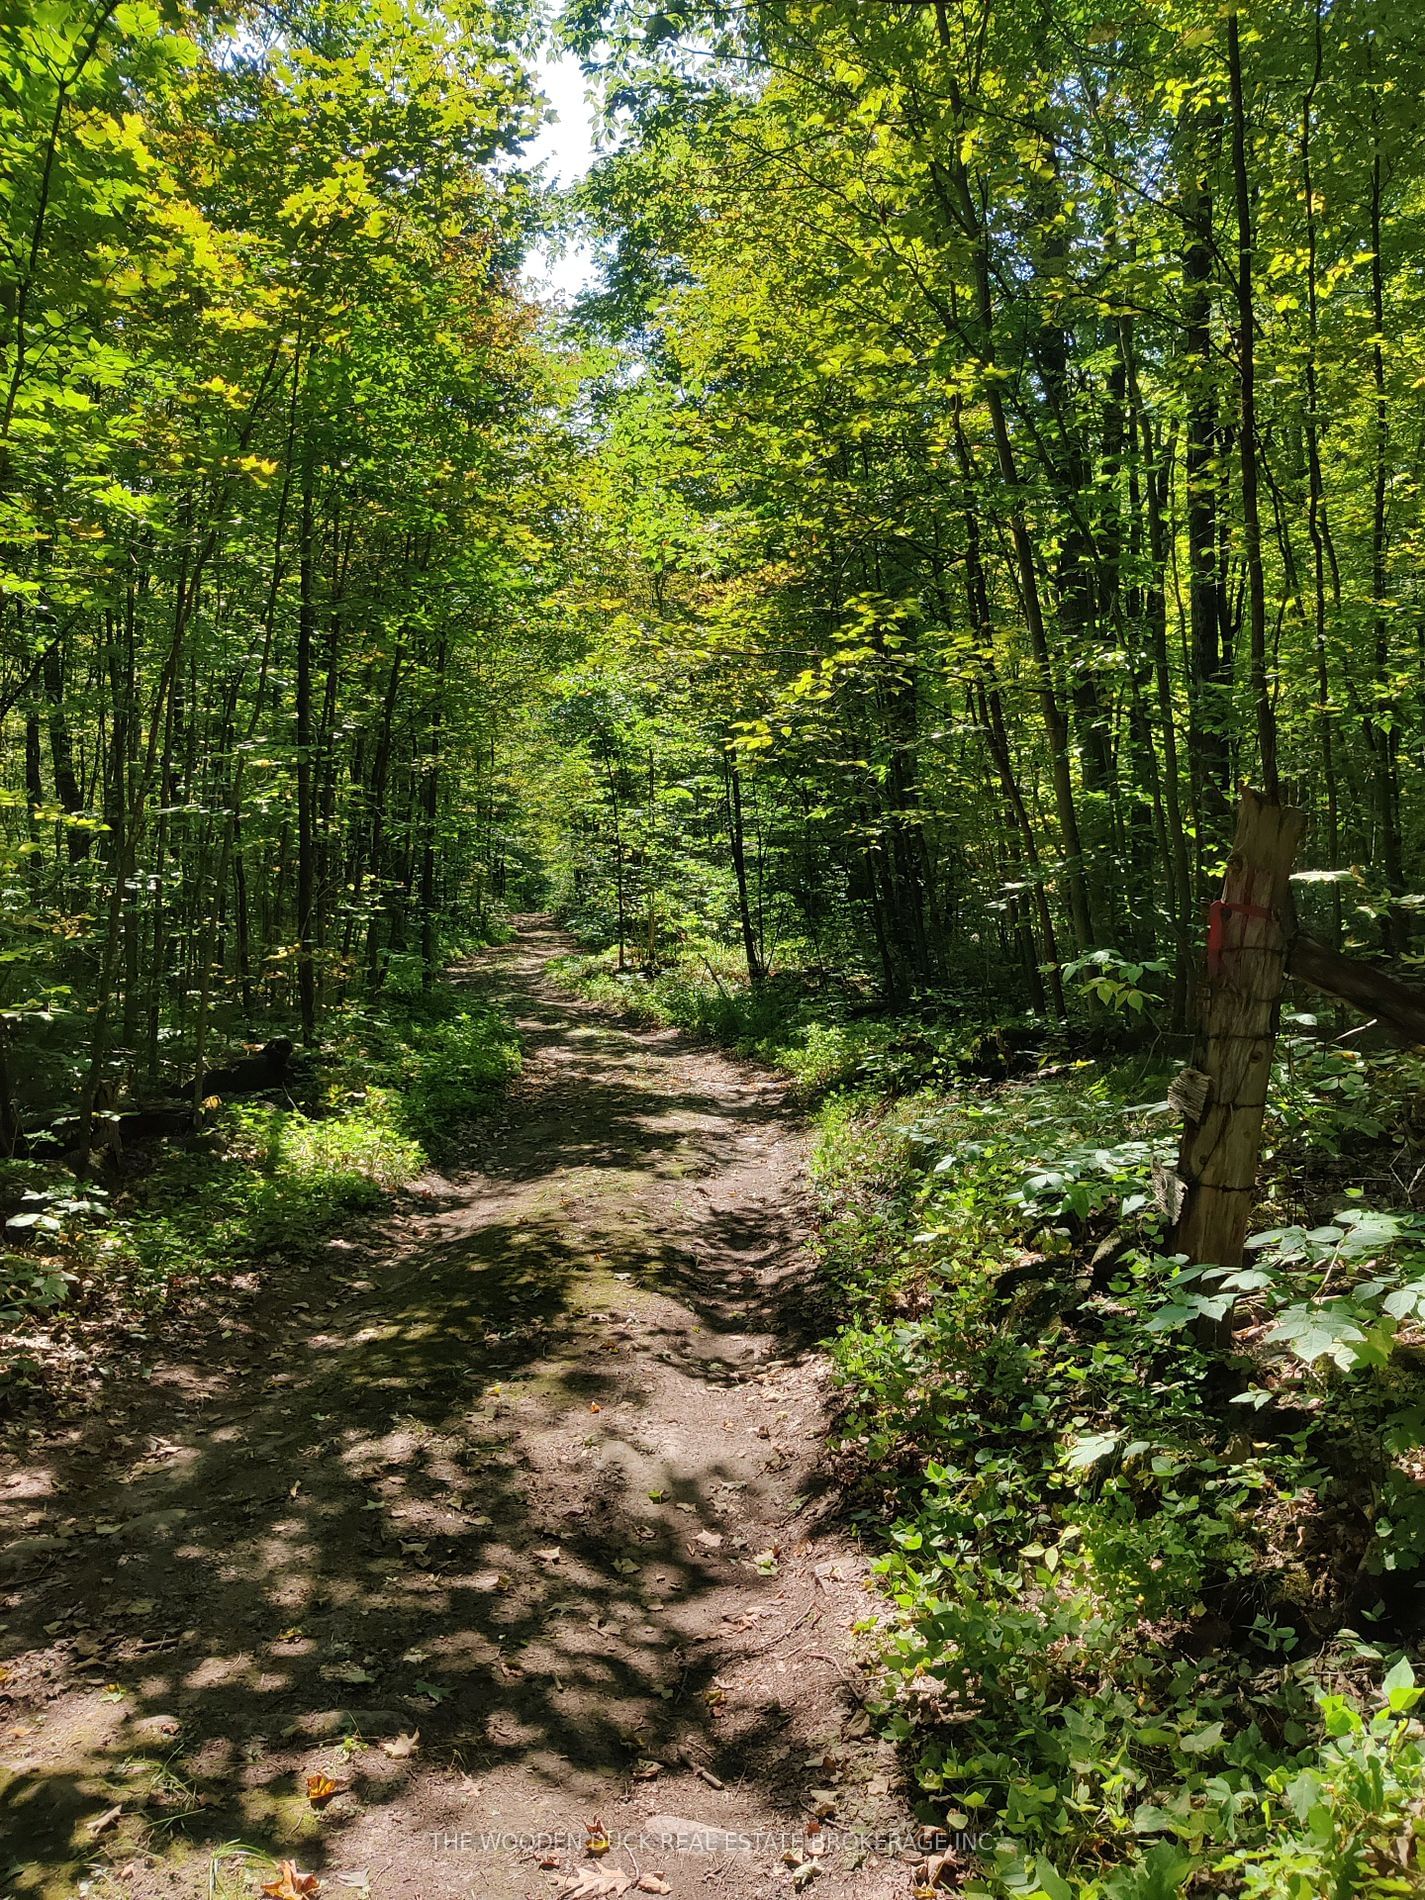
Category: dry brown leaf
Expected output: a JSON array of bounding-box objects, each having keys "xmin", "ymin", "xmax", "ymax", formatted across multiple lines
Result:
[
  {"xmin": 305, "ymin": 1773, "xmax": 351, "ymax": 1807},
  {"xmin": 378, "ymin": 1730, "xmax": 419, "ymax": 1760},
  {"xmin": 912, "ymin": 1847, "xmax": 960, "ymax": 1893},
  {"xmin": 637, "ymin": 1878, "xmax": 671, "ymax": 1896},
  {"xmin": 558, "ymin": 1871, "xmax": 629, "ymax": 1900},
  {"xmin": 631, "ymin": 1758, "xmax": 662, "ymax": 1780},
  {"xmin": 261, "ymin": 1862, "xmax": 320, "ymax": 1899}
]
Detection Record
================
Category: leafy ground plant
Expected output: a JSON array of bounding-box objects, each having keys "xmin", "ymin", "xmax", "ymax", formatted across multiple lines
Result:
[
  {"xmin": 814, "ymin": 1045, "xmax": 1425, "ymax": 1897},
  {"xmin": 0, "ymin": 983, "xmax": 520, "ymax": 1413}
]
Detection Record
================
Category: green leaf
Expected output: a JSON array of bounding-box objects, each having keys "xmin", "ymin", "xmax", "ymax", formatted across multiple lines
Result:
[{"xmin": 1384, "ymin": 1655, "xmax": 1419, "ymax": 1712}]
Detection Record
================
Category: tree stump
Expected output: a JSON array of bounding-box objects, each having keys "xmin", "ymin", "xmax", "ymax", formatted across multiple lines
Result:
[{"xmin": 1172, "ymin": 787, "xmax": 1307, "ymax": 1276}]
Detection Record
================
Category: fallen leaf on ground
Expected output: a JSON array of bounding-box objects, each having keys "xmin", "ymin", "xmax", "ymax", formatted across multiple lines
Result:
[
  {"xmin": 261, "ymin": 1862, "xmax": 320, "ymax": 1898},
  {"xmin": 321, "ymin": 1662, "xmax": 373, "ymax": 1685},
  {"xmin": 305, "ymin": 1773, "xmax": 351, "ymax": 1807},
  {"xmin": 612, "ymin": 1557, "xmax": 640, "ymax": 1575},
  {"xmin": 632, "ymin": 1758, "xmax": 662, "ymax": 1780},
  {"xmin": 378, "ymin": 1730, "xmax": 419, "ymax": 1759},
  {"xmin": 637, "ymin": 1878, "xmax": 671, "ymax": 1896},
  {"xmin": 558, "ymin": 1871, "xmax": 629, "ymax": 1899},
  {"xmin": 912, "ymin": 1848, "xmax": 960, "ymax": 1894}
]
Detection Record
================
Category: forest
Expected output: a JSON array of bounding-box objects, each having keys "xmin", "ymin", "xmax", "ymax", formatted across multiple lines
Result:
[{"xmin": 7, "ymin": 0, "xmax": 1425, "ymax": 1897}]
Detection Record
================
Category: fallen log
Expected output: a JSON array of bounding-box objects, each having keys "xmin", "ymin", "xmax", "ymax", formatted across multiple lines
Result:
[
  {"xmin": 5, "ymin": 1040, "xmax": 300, "ymax": 1164},
  {"xmin": 1287, "ymin": 932, "xmax": 1425, "ymax": 1048},
  {"xmin": 183, "ymin": 1036, "xmax": 296, "ymax": 1102}
]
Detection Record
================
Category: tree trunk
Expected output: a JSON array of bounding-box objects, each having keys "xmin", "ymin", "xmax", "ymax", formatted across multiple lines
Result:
[
  {"xmin": 420, "ymin": 635, "xmax": 448, "ymax": 991},
  {"xmin": 1227, "ymin": 10, "xmax": 1279, "ymax": 800},
  {"xmin": 295, "ymin": 440, "xmax": 318, "ymax": 1046},
  {"xmin": 1171, "ymin": 788, "xmax": 1306, "ymax": 1279},
  {"xmin": 724, "ymin": 747, "xmax": 764, "ymax": 988}
]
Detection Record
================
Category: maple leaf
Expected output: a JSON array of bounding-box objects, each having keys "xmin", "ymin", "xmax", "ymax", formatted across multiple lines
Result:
[{"xmin": 261, "ymin": 1862, "xmax": 320, "ymax": 1898}]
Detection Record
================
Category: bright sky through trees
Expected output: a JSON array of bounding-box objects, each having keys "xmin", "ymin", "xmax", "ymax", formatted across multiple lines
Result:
[{"xmin": 520, "ymin": 49, "xmax": 600, "ymax": 302}]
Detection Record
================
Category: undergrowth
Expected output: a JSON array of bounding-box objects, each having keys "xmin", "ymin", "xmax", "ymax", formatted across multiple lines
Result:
[
  {"xmin": 814, "ymin": 1042, "xmax": 1425, "ymax": 1896},
  {"xmin": 0, "ymin": 970, "xmax": 520, "ymax": 1415},
  {"xmin": 548, "ymin": 942, "xmax": 1038, "ymax": 1094}
]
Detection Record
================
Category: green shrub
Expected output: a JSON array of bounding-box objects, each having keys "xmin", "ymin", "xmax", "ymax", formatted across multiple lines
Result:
[
  {"xmin": 0, "ymin": 982, "xmax": 521, "ymax": 1406},
  {"xmin": 814, "ymin": 1050, "xmax": 1425, "ymax": 1896},
  {"xmin": 547, "ymin": 946, "xmax": 1018, "ymax": 1094}
]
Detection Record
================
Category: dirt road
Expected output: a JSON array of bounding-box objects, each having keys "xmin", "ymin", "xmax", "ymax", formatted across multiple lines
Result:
[{"xmin": 0, "ymin": 923, "xmax": 915, "ymax": 1899}]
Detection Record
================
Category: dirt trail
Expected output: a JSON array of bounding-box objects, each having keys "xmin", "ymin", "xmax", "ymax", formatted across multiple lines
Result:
[{"xmin": 1, "ymin": 922, "xmax": 917, "ymax": 1900}]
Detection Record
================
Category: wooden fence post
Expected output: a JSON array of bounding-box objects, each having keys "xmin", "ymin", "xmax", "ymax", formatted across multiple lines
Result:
[{"xmin": 1170, "ymin": 787, "xmax": 1307, "ymax": 1276}]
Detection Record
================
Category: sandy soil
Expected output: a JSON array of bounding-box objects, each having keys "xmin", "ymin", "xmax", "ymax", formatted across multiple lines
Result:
[{"xmin": 0, "ymin": 921, "xmax": 923, "ymax": 1900}]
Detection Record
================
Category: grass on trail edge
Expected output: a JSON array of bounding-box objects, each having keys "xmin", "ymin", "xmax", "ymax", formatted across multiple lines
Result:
[
  {"xmin": 553, "ymin": 940, "xmax": 1425, "ymax": 1899},
  {"xmin": 545, "ymin": 943, "xmax": 1035, "ymax": 1096},
  {"xmin": 0, "ymin": 969, "xmax": 521, "ymax": 1417}
]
